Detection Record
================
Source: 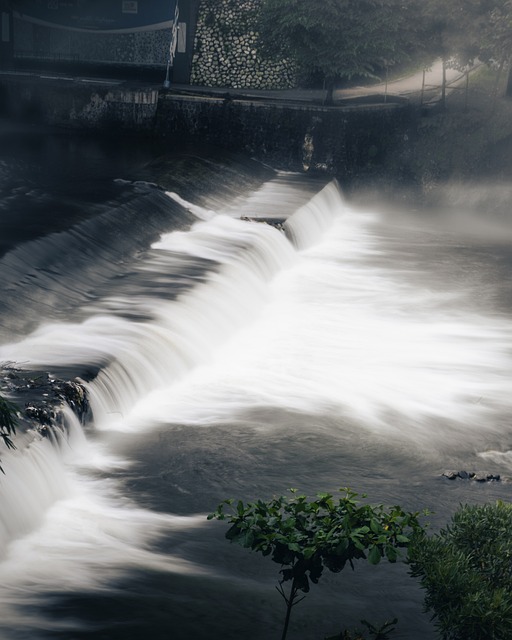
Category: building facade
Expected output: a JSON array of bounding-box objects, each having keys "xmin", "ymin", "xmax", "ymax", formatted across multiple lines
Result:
[
  {"xmin": 5, "ymin": 0, "xmax": 199, "ymax": 82},
  {"xmin": 2, "ymin": 1, "xmax": 295, "ymax": 89}
]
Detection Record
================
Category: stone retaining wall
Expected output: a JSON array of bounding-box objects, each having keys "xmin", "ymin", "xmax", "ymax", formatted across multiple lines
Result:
[
  {"xmin": 156, "ymin": 93, "xmax": 415, "ymax": 178},
  {"xmin": 0, "ymin": 75, "xmax": 415, "ymax": 179},
  {"xmin": 190, "ymin": 0, "xmax": 295, "ymax": 89}
]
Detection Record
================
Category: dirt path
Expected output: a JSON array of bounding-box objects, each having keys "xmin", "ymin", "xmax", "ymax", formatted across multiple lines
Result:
[{"xmin": 334, "ymin": 59, "xmax": 472, "ymax": 103}]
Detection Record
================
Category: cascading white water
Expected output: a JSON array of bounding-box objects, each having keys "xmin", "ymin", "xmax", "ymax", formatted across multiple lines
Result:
[
  {"xmin": 1, "ymin": 174, "xmax": 512, "ymax": 639},
  {"xmin": 2, "ymin": 179, "xmax": 512, "ymax": 440},
  {"xmin": 0, "ymin": 180, "xmax": 342, "ymax": 637},
  {"xmin": 127, "ymin": 196, "xmax": 512, "ymax": 454},
  {"xmin": 0, "ymin": 403, "xmax": 209, "ymax": 636}
]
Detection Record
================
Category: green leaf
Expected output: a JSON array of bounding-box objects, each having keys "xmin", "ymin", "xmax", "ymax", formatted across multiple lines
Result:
[
  {"xmin": 295, "ymin": 573, "xmax": 310, "ymax": 593},
  {"xmin": 385, "ymin": 545, "xmax": 398, "ymax": 563},
  {"xmin": 208, "ymin": 485, "xmax": 427, "ymax": 614},
  {"xmin": 396, "ymin": 534, "xmax": 410, "ymax": 544},
  {"xmin": 368, "ymin": 546, "xmax": 382, "ymax": 565},
  {"xmin": 370, "ymin": 519, "xmax": 382, "ymax": 534}
]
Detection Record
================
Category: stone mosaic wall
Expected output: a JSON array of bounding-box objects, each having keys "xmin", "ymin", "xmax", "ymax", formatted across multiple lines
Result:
[{"xmin": 190, "ymin": 0, "xmax": 296, "ymax": 89}]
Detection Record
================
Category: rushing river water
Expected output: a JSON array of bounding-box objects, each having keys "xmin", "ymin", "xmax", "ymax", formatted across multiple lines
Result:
[{"xmin": 1, "ymin": 124, "xmax": 512, "ymax": 640}]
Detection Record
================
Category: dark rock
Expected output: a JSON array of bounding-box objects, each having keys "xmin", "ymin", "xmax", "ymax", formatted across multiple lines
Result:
[
  {"xmin": 441, "ymin": 469, "xmax": 501, "ymax": 483},
  {"xmin": 1, "ymin": 365, "xmax": 90, "ymax": 431},
  {"xmin": 25, "ymin": 403, "xmax": 56, "ymax": 426}
]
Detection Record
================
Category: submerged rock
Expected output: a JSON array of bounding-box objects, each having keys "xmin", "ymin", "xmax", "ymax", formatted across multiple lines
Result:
[{"xmin": 442, "ymin": 470, "xmax": 501, "ymax": 482}]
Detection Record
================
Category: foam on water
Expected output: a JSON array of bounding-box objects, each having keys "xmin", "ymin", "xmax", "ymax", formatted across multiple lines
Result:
[
  {"xmin": 128, "ymin": 201, "xmax": 512, "ymax": 451},
  {"xmin": 0, "ymin": 406, "xmax": 208, "ymax": 636},
  {"xmin": 4, "ymin": 180, "xmax": 510, "ymax": 446},
  {"xmin": 0, "ymin": 212, "xmax": 297, "ymax": 429},
  {"xmin": 1, "ymin": 176, "xmax": 512, "ymax": 637}
]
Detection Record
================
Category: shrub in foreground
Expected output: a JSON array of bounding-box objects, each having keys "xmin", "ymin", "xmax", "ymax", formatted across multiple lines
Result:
[
  {"xmin": 209, "ymin": 488, "xmax": 426, "ymax": 640},
  {"xmin": 409, "ymin": 500, "xmax": 512, "ymax": 640}
]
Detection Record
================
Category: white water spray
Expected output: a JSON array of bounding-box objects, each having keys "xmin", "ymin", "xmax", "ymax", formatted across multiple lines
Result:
[{"xmin": 1, "ymin": 177, "xmax": 512, "ymax": 638}]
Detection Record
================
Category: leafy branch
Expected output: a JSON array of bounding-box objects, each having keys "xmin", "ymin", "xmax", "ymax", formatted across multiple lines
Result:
[{"xmin": 209, "ymin": 488, "xmax": 427, "ymax": 640}]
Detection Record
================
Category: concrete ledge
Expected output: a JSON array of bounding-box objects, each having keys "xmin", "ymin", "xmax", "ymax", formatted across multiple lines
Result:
[{"xmin": 0, "ymin": 71, "xmax": 417, "ymax": 178}]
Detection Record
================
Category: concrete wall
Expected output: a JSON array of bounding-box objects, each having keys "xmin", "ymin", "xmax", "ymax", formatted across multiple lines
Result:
[
  {"xmin": 0, "ymin": 9, "xmax": 13, "ymax": 67},
  {"xmin": 9, "ymin": 0, "xmax": 198, "ymax": 79},
  {"xmin": 155, "ymin": 93, "xmax": 414, "ymax": 177},
  {"xmin": 0, "ymin": 77, "xmax": 158, "ymax": 130},
  {"xmin": 0, "ymin": 75, "xmax": 414, "ymax": 178}
]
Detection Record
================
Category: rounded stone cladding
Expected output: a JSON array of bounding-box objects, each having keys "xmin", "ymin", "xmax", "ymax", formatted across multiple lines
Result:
[{"xmin": 190, "ymin": 0, "xmax": 296, "ymax": 90}]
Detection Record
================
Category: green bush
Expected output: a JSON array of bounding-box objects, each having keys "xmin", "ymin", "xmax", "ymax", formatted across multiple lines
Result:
[
  {"xmin": 209, "ymin": 488, "xmax": 426, "ymax": 640},
  {"xmin": 409, "ymin": 501, "xmax": 512, "ymax": 640}
]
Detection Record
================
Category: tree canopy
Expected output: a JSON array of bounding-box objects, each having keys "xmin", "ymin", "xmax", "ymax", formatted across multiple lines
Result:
[
  {"xmin": 409, "ymin": 501, "xmax": 512, "ymax": 640},
  {"xmin": 209, "ymin": 488, "xmax": 426, "ymax": 640},
  {"xmin": 256, "ymin": 0, "xmax": 512, "ymax": 99},
  {"xmin": 257, "ymin": 0, "xmax": 426, "ymax": 88}
]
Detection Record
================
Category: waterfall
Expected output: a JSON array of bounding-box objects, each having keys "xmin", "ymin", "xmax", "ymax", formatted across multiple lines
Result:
[
  {"xmin": 0, "ymin": 161, "xmax": 512, "ymax": 639},
  {"xmin": 0, "ymin": 175, "xmax": 341, "ymax": 637}
]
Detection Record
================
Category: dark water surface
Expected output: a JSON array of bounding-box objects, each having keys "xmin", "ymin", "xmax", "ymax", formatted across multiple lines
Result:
[{"xmin": 1, "ymin": 123, "xmax": 512, "ymax": 640}]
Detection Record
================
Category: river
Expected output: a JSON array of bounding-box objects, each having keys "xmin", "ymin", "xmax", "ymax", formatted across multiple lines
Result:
[{"xmin": 0, "ymin": 123, "xmax": 512, "ymax": 640}]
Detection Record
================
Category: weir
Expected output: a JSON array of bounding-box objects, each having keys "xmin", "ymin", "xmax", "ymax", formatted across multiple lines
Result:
[
  {"xmin": 0, "ymin": 143, "xmax": 511, "ymax": 639},
  {"xmin": 0, "ymin": 174, "xmax": 345, "ymax": 637}
]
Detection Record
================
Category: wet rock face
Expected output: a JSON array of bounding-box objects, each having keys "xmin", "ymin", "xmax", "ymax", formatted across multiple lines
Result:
[
  {"xmin": 442, "ymin": 470, "xmax": 503, "ymax": 483},
  {"xmin": 1, "ymin": 365, "xmax": 89, "ymax": 436}
]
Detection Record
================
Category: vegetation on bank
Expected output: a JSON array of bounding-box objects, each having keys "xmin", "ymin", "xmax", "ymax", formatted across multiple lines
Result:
[
  {"xmin": 209, "ymin": 489, "xmax": 426, "ymax": 640},
  {"xmin": 255, "ymin": 0, "xmax": 512, "ymax": 99},
  {"xmin": 348, "ymin": 64, "xmax": 512, "ymax": 201},
  {"xmin": 257, "ymin": 0, "xmax": 512, "ymax": 188},
  {"xmin": 192, "ymin": 0, "xmax": 512, "ymax": 100},
  {"xmin": 410, "ymin": 501, "xmax": 512, "ymax": 640},
  {"xmin": 210, "ymin": 491, "xmax": 512, "ymax": 639},
  {"xmin": 401, "ymin": 65, "xmax": 512, "ymax": 188}
]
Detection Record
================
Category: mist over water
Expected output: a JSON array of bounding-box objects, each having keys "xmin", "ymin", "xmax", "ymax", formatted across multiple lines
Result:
[{"xmin": 0, "ymin": 131, "xmax": 512, "ymax": 639}]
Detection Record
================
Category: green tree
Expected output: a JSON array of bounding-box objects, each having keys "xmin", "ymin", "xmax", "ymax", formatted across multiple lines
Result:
[
  {"xmin": 481, "ymin": 0, "xmax": 512, "ymax": 98},
  {"xmin": 417, "ymin": 0, "xmax": 485, "ymax": 107},
  {"xmin": 409, "ymin": 501, "xmax": 512, "ymax": 640},
  {"xmin": 209, "ymin": 488, "xmax": 426, "ymax": 640},
  {"xmin": 419, "ymin": 0, "xmax": 512, "ymax": 105},
  {"xmin": 256, "ymin": 0, "xmax": 422, "ymax": 103}
]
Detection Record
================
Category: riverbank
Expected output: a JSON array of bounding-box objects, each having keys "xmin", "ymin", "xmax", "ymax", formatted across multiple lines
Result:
[
  {"xmin": 347, "ymin": 65, "xmax": 512, "ymax": 211},
  {"xmin": 0, "ymin": 68, "xmax": 413, "ymax": 182},
  {"xmin": 1, "ymin": 64, "xmax": 511, "ymax": 201}
]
